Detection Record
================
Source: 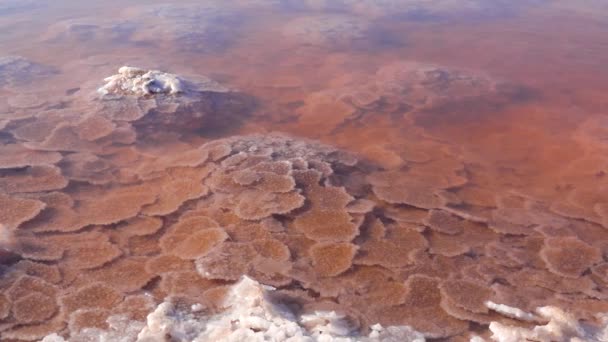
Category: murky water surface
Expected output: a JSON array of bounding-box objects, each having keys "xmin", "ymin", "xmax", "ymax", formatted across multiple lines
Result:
[{"xmin": 1, "ymin": 1, "xmax": 608, "ymax": 341}]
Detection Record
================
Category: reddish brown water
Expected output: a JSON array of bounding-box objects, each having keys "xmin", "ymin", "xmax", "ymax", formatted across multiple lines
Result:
[{"xmin": 1, "ymin": 1, "xmax": 607, "ymax": 341}]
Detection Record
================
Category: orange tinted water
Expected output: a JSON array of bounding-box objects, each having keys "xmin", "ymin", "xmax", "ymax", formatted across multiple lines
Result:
[{"xmin": 0, "ymin": 1, "xmax": 607, "ymax": 341}]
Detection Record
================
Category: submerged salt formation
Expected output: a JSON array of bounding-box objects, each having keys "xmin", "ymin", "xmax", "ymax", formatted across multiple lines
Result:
[
  {"xmin": 0, "ymin": 56, "xmax": 57, "ymax": 90},
  {"xmin": 0, "ymin": 116, "xmax": 607, "ymax": 341},
  {"xmin": 290, "ymin": 60, "xmax": 530, "ymax": 139},
  {"xmin": 282, "ymin": 15, "xmax": 369, "ymax": 47}
]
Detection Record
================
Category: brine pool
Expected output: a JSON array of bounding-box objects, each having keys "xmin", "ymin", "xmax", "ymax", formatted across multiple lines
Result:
[{"xmin": 0, "ymin": 1, "xmax": 608, "ymax": 341}]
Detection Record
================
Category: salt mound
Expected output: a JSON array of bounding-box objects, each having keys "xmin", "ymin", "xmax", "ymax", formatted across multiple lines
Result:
[
  {"xmin": 98, "ymin": 66, "xmax": 228, "ymax": 97},
  {"xmin": 98, "ymin": 66, "xmax": 184, "ymax": 96},
  {"xmin": 90, "ymin": 66, "xmax": 252, "ymax": 134}
]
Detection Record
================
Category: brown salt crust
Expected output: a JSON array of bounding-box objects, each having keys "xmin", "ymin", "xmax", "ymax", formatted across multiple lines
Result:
[
  {"xmin": 461, "ymin": 259, "xmax": 514, "ymax": 285},
  {"xmin": 63, "ymin": 238, "xmax": 122, "ymax": 270},
  {"xmin": 260, "ymin": 217, "xmax": 285, "ymax": 232},
  {"xmin": 19, "ymin": 204, "xmax": 80, "ymax": 233},
  {"xmin": 234, "ymin": 189, "xmax": 306, "ymax": 220},
  {"xmin": 134, "ymin": 146, "xmax": 213, "ymax": 180},
  {"xmin": 426, "ymin": 232, "xmax": 471, "ymax": 257},
  {"xmin": 12, "ymin": 260, "xmax": 62, "ymax": 284},
  {"xmin": 6, "ymin": 275, "xmax": 58, "ymax": 301},
  {"xmin": 453, "ymin": 186, "xmax": 497, "ymax": 208},
  {"xmin": 372, "ymin": 184, "xmax": 446, "ymax": 209},
  {"xmin": 355, "ymin": 239, "xmax": 413, "ymax": 268},
  {"xmin": 99, "ymin": 123, "xmax": 137, "ymax": 145},
  {"xmin": 114, "ymin": 294, "xmax": 156, "ymax": 321},
  {"xmin": 12, "ymin": 292, "xmax": 57, "ymax": 324},
  {"xmin": 435, "ymin": 189, "xmax": 463, "ymax": 206},
  {"xmin": 345, "ymin": 198, "xmax": 375, "ymax": 214},
  {"xmin": 567, "ymin": 187, "xmax": 608, "ymax": 209},
  {"xmin": 145, "ymin": 254, "xmax": 194, "ymax": 275},
  {"xmin": 356, "ymin": 222, "xmax": 427, "ymax": 268},
  {"xmin": 68, "ymin": 308, "xmax": 111, "ymax": 334},
  {"xmin": 60, "ymin": 152, "xmax": 116, "ymax": 185},
  {"xmin": 0, "ymin": 144, "xmax": 62, "ymax": 169},
  {"xmin": 86, "ymin": 257, "xmax": 154, "ymax": 293},
  {"xmin": 159, "ymin": 215, "xmax": 219, "ymax": 253},
  {"xmin": 439, "ymin": 279, "xmax": 492, "ymax": 314},
  {"xmin": 59, "ymin": 282, "xmax": 123, "ymax": 313},
  {"xmin": 0, "ymin": 194, "xmax": 45, "ymax": 229},
  {"xmin": 127, "ymin": 235, "xmax": 162, "ymax": 256},
  {"xmin": 160, "ymin": 271, "xmax": 225, "ymax": 302},
  {"xmin": 0, "ymin": 165, "xmax": 68, "ymax": 194},
  {"xmin": 10, "ymin": 117, "xmax": 63, "ymax": 142},
  {"xmin": 540, "ymin": 236, "xmax": 602, "ymax": 278},
  {"xmin": 24, "ymin": 123, "xmax": 103, "ymax": 152},
  {"xmin": 75, "ymin": 116, "xmax": 116, "ymax": 141},
  {"xmin": 195, "ymin": 242, "xmax": 257, "ymax": 281},
  {"xmin": 592, "ymin": 263, "xmax": 608, "ymax": 283},
  {"xmin": 221, "ymin": 220, "xmax": 274, "ymax": 242},
  {"xmin": 250, "ymin": 160, "xmax": 292, "ymax": 175},
  {"xmin": 294, "ymin": 209, "xmax": 360, "ymax": 242},
  {"xmin": 255, "ymin": 172, "xmax": 297, "ymax": 193},
  {"xmin": 1, "ymin": 313, "xmax": 66, "ymax": 341},
  {"xmin": 423, "ymin": 209, "xmax": 465, "ymax": 235},
  {"xmin": 484, "ymin": 242, "xmax": 523, "ymax": 268},
  {"xmin": 490, "ymin": 283, "xmax": 556, "ymax": 314},
  {"xmin": 550, "ymin": 200, "xmax": 602, "ymax": 224},
  {"xmin": 534, "ymin": 224, "xmax": 574, "ymax": 238},
  {"xmin": 426, "ymin": 221, "xmax": 496, "ymax": 257},
  {"xmin": 308, "ymin": 242, "xmax": 358, "ymax": 277},
  {"xmin": 141, "ymin": 177, "xmax": 209, "ymax": 216},
  {"xmin": 24, "ymin": 191, "xmax": 74, "ymax": 207},
  {"xmin": 7, "ymin": 93, "xmax": 46, "ymax": 109},
  {"xmin": 12, "ymin": 236, "xmax": 64, "ymax": 261},
  {"xmin": 116, "ymin": 216, "xmax": 163, "ymax": 237},
  {"xmin": 383, "ymin": 205, "xmax": 428, "ymax": 224},
  {"xmin": 495, "ymin": 192, "xmax": 527, "ymax": 209},
  {"xmin": 487, "ymin": 218, "xmax": 533, "ymax": 235},
  {"xmin": 172, "ymin": 228, "xmax": 228, "ymax": 260},
  {"xmin": 252, "ymin": 239, "xmax": 291, "ymax": 262},
  {"xmin": 441, "ymin": 205, "xmax": 491, "ymax": 223},
  {"xmin": 502, "ymin": 235, "xmax": 547, "ymax": 269},
  {"xmin": 69, "ymin": 185, "xmax": 158, "ymax": 229},
  {"xmin": 0, "ymin": 294, "xmax": 9, "ymax": 320},
  {"xmin": 509, "ymin": 268, "xmax": 597, "ymax": 295},
  {"xmin": 374, "ymin": 275, "xmax": 468, "ymax": 338}
]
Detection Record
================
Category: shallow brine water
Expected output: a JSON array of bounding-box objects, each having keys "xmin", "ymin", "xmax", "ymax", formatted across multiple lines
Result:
[{"xmin": 0, "ymin": 1, "xmax": 608, "ymax": 341}]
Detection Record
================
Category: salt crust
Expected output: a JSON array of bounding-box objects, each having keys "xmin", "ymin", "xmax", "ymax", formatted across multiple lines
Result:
[{"xmin": 42, "ymin": 276, "xmax": 425, "ymax": 342}]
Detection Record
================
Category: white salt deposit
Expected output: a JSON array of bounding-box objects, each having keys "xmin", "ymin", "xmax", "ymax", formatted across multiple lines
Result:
[
  {"xmin": 485, "ymin": 301, "xmax": 537, "ymax": 322},
  {"xmin": 483, "ymin": 303, "xmax": 608, "ymax": 342},
  {"xmin": 97, "ymin": 66, "xmax": 229, "ymax": 97},
  {"xmin": 43, "ymin": 276, "xmax": 426, "ymax": 342},
  {"xmin": 98, "ymin": 66, "xmax": 184, "ymax": 96}
]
